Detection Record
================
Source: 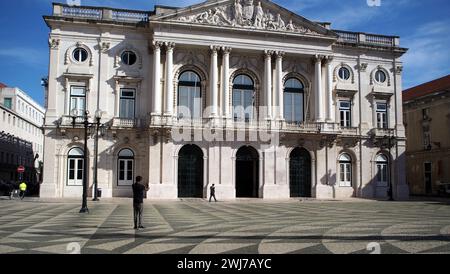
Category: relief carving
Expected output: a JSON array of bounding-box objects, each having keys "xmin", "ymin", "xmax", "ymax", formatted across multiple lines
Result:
[{"xmin": 176, "ymin": 0, "xmax": 320, "ymax": 35}]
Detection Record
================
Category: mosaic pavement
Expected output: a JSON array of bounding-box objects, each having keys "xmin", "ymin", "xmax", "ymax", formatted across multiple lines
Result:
[{"xmin": 0, "ymin": 198, "xmax": 449, "ymax": 254}]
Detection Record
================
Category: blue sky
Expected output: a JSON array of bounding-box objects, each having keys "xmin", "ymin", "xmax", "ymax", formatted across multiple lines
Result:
[{"xmin": 0, "ymin": 0, "xmax": 449, "ymax": 106}]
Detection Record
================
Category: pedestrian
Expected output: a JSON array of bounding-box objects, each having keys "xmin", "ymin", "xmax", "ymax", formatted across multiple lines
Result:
[
  {"xmin": 132, "ymin": 176, "xmax": 146, "ymax": 230},
  {"xmin": 19, "ymin": 181, "xmax": 27, "ymax": 199},
  {"xmin": 209, "ymin": 184, "xmax": 217, "ymax": 202}
]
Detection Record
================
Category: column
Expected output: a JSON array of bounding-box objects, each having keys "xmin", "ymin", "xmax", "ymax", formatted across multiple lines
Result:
[
  {"xmin": 275, "ymin": 51, "xmax": 284, "ymax": 120},
  {"xmin": 152, "ymin": 41, "xmax": 162, "ymax": 115},
  {"xmin": 222, "ymin": 47, "xmax": 232, "ymax": 119},
  {"xmin": 264, "ymin": 50, "xmax": 273, "ymax": 120},
  {"xmin": 325, "ymin": 56, "xmax": 334, "ymax": 122},
  {"xmin": 164, "ymin": 42, "xmax": 175, "ymax": 116},
  {"xmin": 210, "ymin": 45, "xmax": 219, "ymax": 118},
  {"xmin": 314, "ymin": 55, "xmax": 324, "ymax": 122}
]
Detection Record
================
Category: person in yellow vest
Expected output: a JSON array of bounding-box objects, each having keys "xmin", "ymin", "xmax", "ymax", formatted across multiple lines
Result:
[{"xmin": 19, "ymin": 182, "xmax": 27, "ymax": 199}]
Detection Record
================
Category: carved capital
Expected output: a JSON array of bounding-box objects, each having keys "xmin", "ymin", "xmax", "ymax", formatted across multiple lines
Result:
[
  {"xmin": 99, "ymin": 41, "xmax": 110, "ymax": 52},
  {"xmin": 210, "ymin": 45, "xmax": 221, "ymax": 54},
  {"xmin": 358, "ymin": 62, "xmax": 368, "ymax": 72},
  {"xmin": 264, "ymin": 50, "xmax": 274, "ymax": 58},
  {"xmin": 313, "ymin": 54, "xmax": 325, "ymax": 63},
  {"xmin": 394, "ymin": 65, "xmax": 403, "ymax": 75},
  {"xmin": 222, "ymin": 46, "xmax": 232, "ymax": 54},
  {"xmin": 165, "ymin": 42, "xmax": 176, "ymax": 51},
  {"xmin": 48, "ymin": 38, "xmax": 60, "ymax": 50},
  {"xmin": 275, "ymin": 51, "xmax": 285, "ymax": 59},
  {"xmin": 152, "ymin": 41, "xmax": 163, "ymax": 50},
  {"xmin": 323, "ymin": 55, "xmax": 334, "ymax": 64}
]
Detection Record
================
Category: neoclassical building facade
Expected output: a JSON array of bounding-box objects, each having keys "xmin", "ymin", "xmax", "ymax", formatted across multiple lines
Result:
[{"xmin": 41, "ymin": 0, "xmax": 409, "ymax": 200}]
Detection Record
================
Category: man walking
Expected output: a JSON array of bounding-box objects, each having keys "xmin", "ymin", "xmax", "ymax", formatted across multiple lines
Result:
[
  {"xmin": 132, "ymin": 176, "xmax": 146, "ymax": 230},
  {"xmin": 209, "ymin": 184, "xmax": 217, "ymax": 203}
]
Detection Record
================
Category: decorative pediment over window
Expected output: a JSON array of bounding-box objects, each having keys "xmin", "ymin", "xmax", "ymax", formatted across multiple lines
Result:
[{"xmin": 153, "ymin": 0, "xmax": 333, "ymax": 37}]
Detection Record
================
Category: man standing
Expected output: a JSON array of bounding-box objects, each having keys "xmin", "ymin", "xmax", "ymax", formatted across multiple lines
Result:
[
  {"xmin": 209, "ymin": 184, "xmax": 217, "ymax": 203},
  {"xmin": 132, "ymin": 176, "xmax": 146, "ymax": 230}
]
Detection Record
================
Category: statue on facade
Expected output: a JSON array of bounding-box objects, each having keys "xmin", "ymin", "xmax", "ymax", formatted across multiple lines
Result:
[
  {"xmin": 276, "ymin": 14, "xmax": 285, "ymax": 30},
  {"xmin": 234, "ymin": 0, "xmax": 243, "ymax": 25},
  {"xmin": 253, "ymin": 2, "xmax": 264, "ymax": 28}
]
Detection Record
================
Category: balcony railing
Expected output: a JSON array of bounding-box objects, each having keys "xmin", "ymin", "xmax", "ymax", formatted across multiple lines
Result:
[
  {"xmin": 370, "ymin": 128, "xmax": 395, "ymax": 137},
  {"xmin": 62, "ymin": 6, "xmax": 102, "ymax": 20},
  {"xmin": 60, "ymin": 115, "xmax": 85, "ymax": 127},
  {"xmin": 112, "ymin": 118, "xmax": 141, "ymax": 128},
  {"xmin": 334, "ymin": 30, "xmax": 399, "ymax": 47},
  {"xmin": 55, "ymin": 4, "xmax": 150, "ymax": 23}
]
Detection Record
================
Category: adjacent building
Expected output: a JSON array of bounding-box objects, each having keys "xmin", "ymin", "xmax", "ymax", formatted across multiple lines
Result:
[
  {"xmin": 403, "ymin": 75, "xmax": 450, "ymax": 196},
  {"xmin": 0, "ymin": 83, "xmax": 46, "ymax": 184},
  {"xmin": 41, "ymin": 0, "xmax": 409, "ymax": 200}
]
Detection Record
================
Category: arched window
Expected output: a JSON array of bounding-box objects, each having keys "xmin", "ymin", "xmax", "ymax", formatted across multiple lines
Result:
[
  {"xmin": 68, "ymin": 148, "xmax": 84, "ymax": 186},
  {"xmin": 233, "ymin": 74, "xmax": 254, "ymax": 122},
  {"xmin": 339, "ymin": 153, "xmax": 352, "ymax": 187},
  {"xmin": 376, "ymin": 154, "xmax": 389, "ymax": 186},
  {"xmin": 118, "ymin": 149, "xmax": 135, "ymax": 186},
  {"xmin": 178, "ymin": 71, "xmax": 202, "ymax": 119},
  {"xmin": 284, "ymin": 78, "xmax": 304, "ymax": 123}
]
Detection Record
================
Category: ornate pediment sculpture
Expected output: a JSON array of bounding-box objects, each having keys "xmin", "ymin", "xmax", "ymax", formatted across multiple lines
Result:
[{"xmin": 174, "ymin": 0, "xmax": 321, "ymax": 35}]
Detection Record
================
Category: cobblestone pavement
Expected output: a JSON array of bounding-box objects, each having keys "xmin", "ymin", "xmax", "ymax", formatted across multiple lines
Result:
[{"xmin": 0, "ymin": 198, "xmax": 449, "ymax": 254}]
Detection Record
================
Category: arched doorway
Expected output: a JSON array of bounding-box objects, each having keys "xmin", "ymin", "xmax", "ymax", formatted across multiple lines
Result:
[
  {"xmin": 290, "ymin": 148, "xmax": 312, "ymax": 198},
  {"xmin": 236, "ymin": 146, "xmax": 259, "ymax": 198},
  {"xmin": 178, "ymin": 145, "xmax": 204, "ymax": 198}
]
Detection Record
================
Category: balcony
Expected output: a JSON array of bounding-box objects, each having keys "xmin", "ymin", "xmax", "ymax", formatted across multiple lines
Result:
[
  {"xmin": 53, "ymin": 4, "xmax": 150, "ymax": 24},
  {"xmin": 370, "ymin": 128, "xmax": 395, "ymax": 137},
  {"xmin": 334, "ymin": 30, "xmax": 400, "ymax": 48},
  {"xmin": 111, "ymin": 118, "xmax": 141, "ymax": 128},
  {"xmin": 341, "ymin": 127, "xmax": 359, "ymax": 136}
]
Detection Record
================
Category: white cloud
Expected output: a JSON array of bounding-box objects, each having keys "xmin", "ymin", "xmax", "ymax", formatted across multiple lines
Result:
[
  {"xmin": 401, "ymin": 20, "xmax": 450, "ymax": 88},
  {"xmin": 0, "ymin": 47, "xmax": 47, "ymax": 67}
]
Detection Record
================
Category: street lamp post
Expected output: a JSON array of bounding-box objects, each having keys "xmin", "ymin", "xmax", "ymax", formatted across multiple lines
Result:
[
  {"xmin": 383, "ymin": 134, "xmax": 395, "ymax": 201},
  {"xmin": 71, "ymin": 110, "xmax": 90, "ymax": 213},
  {"xmin": 92, "ymin": 110, "xmax": 102, "ymax": 202}
]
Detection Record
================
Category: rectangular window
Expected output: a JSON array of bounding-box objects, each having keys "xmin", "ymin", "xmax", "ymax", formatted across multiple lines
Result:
[
  {"xmin": 376, "ymin": 163, "xmax": 388, "ymax": 186},
  {"xmin": 422, "ymin": 108, "xmax": 430, "ymax": 120},
  {"xmin": 233, "ymin": 89, "xmax": 254, "ymax": 122},
  {"xmin": 118, "ymin": 159, "xmax": 134, "ymax": 186},
  {"xmin": 68, "ymin": 158, "xmax": 83, "ymax": 186},
  {"xmin": 284, "ymin": 92, "xmax": 304, "ymax": 123},
  {"xmin": 70, "ymin": 86, "xmax": 86, "ymax": 116},
  {"xmin": 119, "ymin": 89, "xmax": 136, "ymax": 119},
  {"xmin": 339, "ymin": 101, "xmax": 351, "ymax": 128},
  {"xmin": 376, "ymin": 102, "xmax": 388, "ymax": 129},
  {"xmin": 4, "ymin": 98, "xmax": 12, "ymax": 109}
]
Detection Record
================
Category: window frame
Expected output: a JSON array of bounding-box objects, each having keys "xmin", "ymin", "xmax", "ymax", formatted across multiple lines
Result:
[
  {"xmin": 67, "ymin": 148, "xmax": 84, "ymax": 186},
  {"xmin": 70, "ymin": 86, "xmax": 87, "ymax": 116},
  {"xmin": 117, "ymin": 149, "xmax": 135, "ymax": 186},
  {"xmin": 177, "ymin": 71, "xmax": 202, "ymax": 119},
  {"xmin": 375, "ymin": 70, "xmax": 387, "ymax": 84},
  {"xmin": 338, "ymin": 67, "xmax": 351, "ymax": 81},
  {"xmin": 121, "ymin": 51, "xmax": 137, "ymax": 66},
  {"xmin": 232, "ymin": 74, "xmax": 255, "ymax": 122},
  {"xmin": 72, "ymin": 47, "xmax": 89, "ymax": 63},
  {"xmin": 376, "ymin": 154, "xmax": 389, "ymax": 187},
  {"xmin": 376, "ymin": 102, "xmax": 388, "ymax": 129},
  {"xmin": 339, "ymin": 100, "xmax": 352, "ymax": 128},
  {"xmin": 119, "ymin": 88, "xmax": 136, "ymax": 119},
  {"xmin": 339, "ymin": 154, "xmax": 352, "ymax": 187},
  {"xmin": 284, "ymin": 78, "xmax": 305, "ymax": 123}
]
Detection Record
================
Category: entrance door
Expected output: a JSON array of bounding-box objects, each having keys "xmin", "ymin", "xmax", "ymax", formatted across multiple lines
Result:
[
  {"xmin": 289, "ymin": 148, "xmax": 312, "ymax": 197},
  {"xmin": 178, "ymin": 145, "xmax": 204, "ymax": 198},
  {"xmin": 425, "ymin": 163, "xmax": 432, "ymax": 195},
  {"xmin": 236, "ymin": 146, "xmax": 259, "ymax": 198}
]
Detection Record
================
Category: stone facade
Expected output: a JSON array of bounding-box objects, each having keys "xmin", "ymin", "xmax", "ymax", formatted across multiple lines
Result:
[
  {"xmin": 0, "ymin": 85, "xmax": 45, "ymax": 183},
  {"xmin": 403, "ymin": 75, "xmax": 450, "ymax": 196},
  {"xmin": 41, "ymin": 0, "xmax": 409, "ymax": 200}
]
